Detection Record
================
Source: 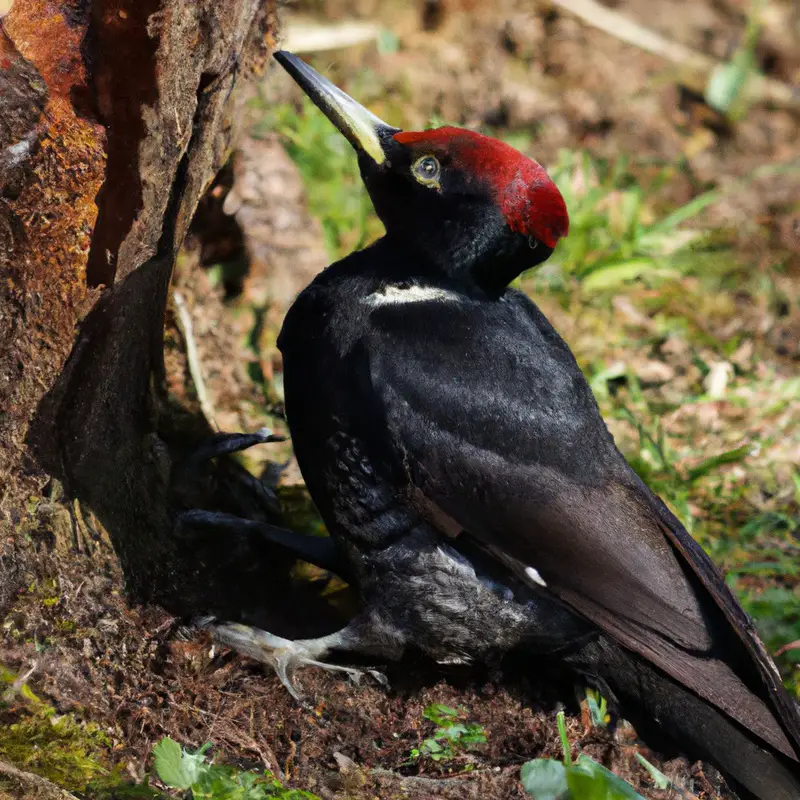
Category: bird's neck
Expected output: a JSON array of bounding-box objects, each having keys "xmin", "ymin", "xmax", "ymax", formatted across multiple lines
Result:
[{"xmin": 371, "ymin": 227, "xmax": 546, "ymax": 297}]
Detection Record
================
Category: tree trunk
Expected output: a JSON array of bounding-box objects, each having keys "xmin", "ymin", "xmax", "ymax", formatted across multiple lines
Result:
[{"xmin": 0, "ymin": 0, "xmax": 291, "ymax": 620}]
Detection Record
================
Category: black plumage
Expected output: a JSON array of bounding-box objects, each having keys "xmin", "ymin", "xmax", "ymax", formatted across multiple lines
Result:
[{"xmin": 197, "ymin": 52, "xmax": 800, "ymax": 800}]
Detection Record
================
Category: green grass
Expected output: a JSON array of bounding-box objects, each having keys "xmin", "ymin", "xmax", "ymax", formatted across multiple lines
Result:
[
  {"xmin": 585, "ymin": 353, "xmax": 799, "ymax": 692},
  {"xmin": 535, "ymin": 149, "xmax": 722, "ymax": 292},
  {"xmin": 250, "ymin": 94, "xmax": 383, "ymax": 260}
]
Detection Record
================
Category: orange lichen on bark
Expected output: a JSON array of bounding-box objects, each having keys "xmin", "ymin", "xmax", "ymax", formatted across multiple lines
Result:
[
  {"xmin": 9, "ymin": 92, "xmax": 105, "ymax": 291},
  {"xmin": 0, "ymin": 1, "xmax": 105, "ymax": 501},
  {"xmin": 5, "ymin": 0, "xmax": 90, "ymax": 98}
]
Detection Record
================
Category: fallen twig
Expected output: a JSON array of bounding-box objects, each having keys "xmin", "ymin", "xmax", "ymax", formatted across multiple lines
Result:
[
  {"xmin": 281, "ymin": 19, "xmax": 381, "ymax": 54},
  {"xmin": 173, "ymin": 290, "xmax": 218, "ymax": 430},
  {"xmin": 775, "ymin": 640, "xmax": 800, "ymax": 657},
  {"xmin": 551, "ymin": 0, "xmax": 800, "ymax": 112},
  {"xmin": 0, "ymin": 759, "xmax": 80, "ymax": 800},
  {"xmin": 370, "ymin": 767, "xmax": 497, "ymax": 786}
]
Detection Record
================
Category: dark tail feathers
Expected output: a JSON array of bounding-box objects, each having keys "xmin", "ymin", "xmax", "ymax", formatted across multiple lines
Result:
[{"xmin": 564, "ymin": 636, "xmax": 800, "ymax": 800}]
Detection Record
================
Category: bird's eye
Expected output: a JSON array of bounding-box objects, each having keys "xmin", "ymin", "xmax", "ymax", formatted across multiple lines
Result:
[{"xmin": 412, "ymin": 155, "xmax": 441, "ymax": 187}]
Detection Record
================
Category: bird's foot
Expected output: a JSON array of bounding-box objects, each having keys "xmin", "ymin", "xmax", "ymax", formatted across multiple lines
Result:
[
  {"xmin": 183, "ymin": 428, "xmax": 286, "ymax": 467},
  {"xmin": 171, "ymin": 428, "xmax": 287, "ymax": 519},
  {"xmin": 176, "ymin": 510, "xmax": 345, "ymax": 575},
  {"xmin": 198, "ymin": 617, "xmax": 387, "ymax": 704}
]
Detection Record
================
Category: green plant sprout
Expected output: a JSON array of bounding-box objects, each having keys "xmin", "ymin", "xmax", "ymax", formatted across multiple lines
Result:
[
  {"xmin": 520, "ymin": 711, "xmax": 645, "ymax": 799},
  {"xmin": 585, "ymin": 688, "xmax": 609, "ymax": 728},
  {"xmin": 409, "ymin": 703, "xmax": 487, "ymax": 764},
  {"xmin": 705, "ymin": 0, "xmax": 764, "ymax": 119},
  {"xmin": 152, "ymin": 737, "xmax": 319, "ymax": 800}
]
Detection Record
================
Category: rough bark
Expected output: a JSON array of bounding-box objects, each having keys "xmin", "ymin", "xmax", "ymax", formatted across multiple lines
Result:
[{"xmin": 0, "ymin": 0, "xmax": 287, "ymax": 620}]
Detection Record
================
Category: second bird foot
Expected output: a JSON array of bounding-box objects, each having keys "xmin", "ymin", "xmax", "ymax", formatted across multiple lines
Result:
[{"xmin": 197, "ymin": 617, "xmax": 387, "ymax": 705}]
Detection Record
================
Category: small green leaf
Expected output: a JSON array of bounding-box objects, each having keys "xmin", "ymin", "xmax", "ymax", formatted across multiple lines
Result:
[
  {"xmin": 520, "ymin": 758, "xmax": 568, "ymax": 799},
  {"xmin": 571, "ymin": 754, "xmax": 645, "ymax": 798},
  {"xmin": 642, "ymin": 190, "xmax": 720, "ymax": 236},
  {"xmin": 586, "ymin": 689, "xmax": 609, "ymax": 728},
  {"xmin": 377, "ymin": 28, "xmax": 400, "ymax": 55},
  {"xmin": 423, "ymin": 703, "xmax": 460, "ymax": 724},
  {"xmin": 458, "ymin": 723, "xmax": 488, "ymax": 745},
  {"xmin": 581, "ymin": 260, "xmax": 676, "ymax": 292},
  {"xmin": 705, "ymin": 60, "xmax": 750, "ymax": 115},
  {"xmin": 566, "ymin": 769, "xmax": 610, "ymax": 800},
  {"xmin": 153, "ymin": 737, "xmax": 196, "ymax": 790}
]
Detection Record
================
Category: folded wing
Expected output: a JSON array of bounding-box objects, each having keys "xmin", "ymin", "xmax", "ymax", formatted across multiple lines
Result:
[{"xmin": 363, "ymin": 291, "xmax": 800, "ymax": 759}]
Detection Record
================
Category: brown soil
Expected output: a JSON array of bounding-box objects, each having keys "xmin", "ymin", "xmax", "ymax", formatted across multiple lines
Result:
[{"xmin": 1, "ymin": 534, "xmax": 724, "ymax": 799}]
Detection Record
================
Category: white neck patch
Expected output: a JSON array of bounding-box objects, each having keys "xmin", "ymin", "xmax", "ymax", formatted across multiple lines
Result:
[{"xmin": 365, "ymin": 284, "xmax": 462, "ymax": 307}]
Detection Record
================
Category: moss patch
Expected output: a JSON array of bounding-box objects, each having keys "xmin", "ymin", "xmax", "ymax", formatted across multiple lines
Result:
[{"xmin": 0, "ymin": 666, "xmax": 118, "ymax": 793}]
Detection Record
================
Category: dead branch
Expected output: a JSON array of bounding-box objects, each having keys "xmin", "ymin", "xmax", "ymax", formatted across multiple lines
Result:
[
  {"xmin": 174, "ymin": 290, "xmax": 218, "ymax": 430},
  {"xmin": 0, "ymin": 760, "xmax": 80, "ymax": 800}
]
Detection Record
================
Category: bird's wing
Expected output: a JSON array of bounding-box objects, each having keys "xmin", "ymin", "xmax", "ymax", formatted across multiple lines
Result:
[{"xmin": 362, "ymin": 290, "xmax": 800, "ymax": 758}]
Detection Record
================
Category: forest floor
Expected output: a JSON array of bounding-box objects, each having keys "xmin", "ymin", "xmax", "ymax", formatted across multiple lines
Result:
[{"xmin": 1, "ymin": 0, "xmax": 798, "ymax": 798}]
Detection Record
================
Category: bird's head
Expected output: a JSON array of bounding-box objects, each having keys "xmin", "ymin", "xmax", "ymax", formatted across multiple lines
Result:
[{"xmin": 275, "ymin": 51, "xmax": 569, "ymax": 292}]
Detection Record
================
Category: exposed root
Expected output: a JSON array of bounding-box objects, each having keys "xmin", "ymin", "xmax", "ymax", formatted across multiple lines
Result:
[{"xmin": 0, "ymin": 759, "xmax": 80, "ymax": 800}]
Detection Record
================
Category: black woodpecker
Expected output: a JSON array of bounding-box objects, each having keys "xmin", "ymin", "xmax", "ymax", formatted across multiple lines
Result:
[{"xmin": 192, "ymin": 51, "xmax": 800, "ymax": 800}]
